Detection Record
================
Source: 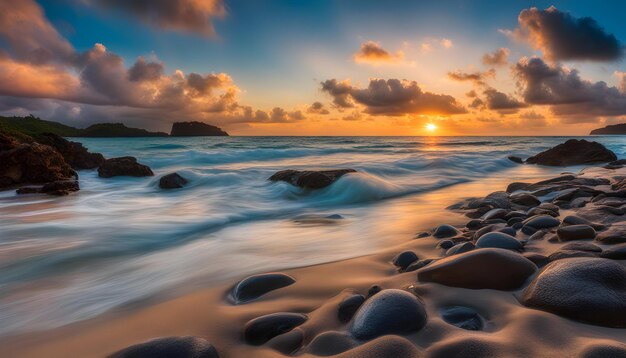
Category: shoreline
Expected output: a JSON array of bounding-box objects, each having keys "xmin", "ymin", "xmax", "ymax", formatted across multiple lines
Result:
[{"xmin": 2, "ymin": 164, "xmax": 626, "ymax": 357}]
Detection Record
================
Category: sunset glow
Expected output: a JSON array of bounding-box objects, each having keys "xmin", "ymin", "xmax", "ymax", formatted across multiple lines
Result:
[{"xmin": 425, "ymin": 123, "xmax": 438, "ymax": 133}]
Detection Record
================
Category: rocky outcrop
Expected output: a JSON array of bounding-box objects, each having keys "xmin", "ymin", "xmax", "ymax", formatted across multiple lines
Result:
[
  {"xmin": 98, "ymin": 157, "xmax": 154, "ymax": 178},
  {"xmin": 590, "ymin": 123, "xmax": 626, "ymax": 135},
  {"xmin": 0, "ymin": 132, "xmax": 76, "ymax": 189},
  {"xmin": 170, "ymin": 122, "xmax": 229, "ymax": 136},
  {"xmin": 525, "ymin": 139, "xmax": 617, "ymax": 166},
  {"xmin": 36, "ymin": 133, "xmax": 104, "ymax": 169},
  {"xmin": 269, "ymin": 169, "xmax": 356, "ymax": 189},
  {"xmin": 159, "ymin": 173, "xmax": 188, "ymax": 189},
  {"xmin": 16, "ymin": 180, "xmax": 79, "ymax": 196},
  {"xmin": 78, "ymin": 123, "xmax": 168, "ymax": 137}
]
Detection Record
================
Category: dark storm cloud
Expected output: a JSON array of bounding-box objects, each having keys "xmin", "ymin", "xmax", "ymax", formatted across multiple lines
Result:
[
  {"xmin": 482, "ymin": 87, "xmax": 526, "ymax": 113},
  {"xmin": 321, "ymin": 78, "xmax": 466, "ymax": 116},
  {"xmin": 514, "ymin": 57, "xmax": 626, "ymax": 118},
  {"xmin": 93, "ymin": 0, "xmax": 226, "ymax": 37},
  {"xmin": 514, "ymin": 6, "xmax": 623, "ymax": 61}
]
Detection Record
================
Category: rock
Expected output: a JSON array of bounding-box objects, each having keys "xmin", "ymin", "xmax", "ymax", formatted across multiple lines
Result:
[
  {"xmin": 392, "ymin": 251, "xmax": 418, "ymax": 271},
  {"xmin": 17, "ymin": 180, "xmax": 80, "ymax": 196},
  {"xmin": 417, "ymin": 248, "xmax": 537, "ymax": 290},
  {"xmin": 521, "ymin": 258, "xmax": 626, "ymax": 327},
  {"xmin": 522, "ymin": 215, "xmax": 560, "ymax": 234},
  {"xmin": 405, "ymin": 259, "xmax": 436, "ymax": 272},
  {"xmin": 36, "ymin": 133, "xmax": 104, "ymax": 169},
  {"xmin": 510, "ymin": 193, "xmax": 541, "ymax": 207},
  {"xmin": 482, "ymin": 208, "xmax": 508, "ymax": 220},
  {"xmin": 170, "ymin": 121, "xmax": 229, "ymax": 136},
  {"xmin": 548, "ymin": 250, "xmax": 597, "ymax": 261},
  {"xmin": 562, "ymin": 215, "xmax": 605, "ymax": 231},
  {"xmin": 507, "ymin": 182, "xmax": 530, "ymax": 193},
  {"xmin": 98, "ymin": 157, "xmax": 153, "ymax": 178},
  {"xmin": 307, "ymin": 331, "xmax": 356, "ymax": 356},
  {"xmin": 350, "ymin": 289, "xmax": 427, "ymax": 340},
  {"xmin": 232, "ymin": 273, "xmax": 295, "ymax": 303},
  {"xmin": 268, "ymin": 169, "xmax": 356, "ymax": 189},
  {"xmin": 338, "ymin": 294, "xmax": 365, "ymax": 323},
  {"xmin": 560, "ymin": 242, "xmax": 602, "ymax": 253},
  {"xmin": 507, "ymin": 156, "xmax": 523, "ymax": 164},
  {"xmin": 523, "ymin": 253, "xmax": 550, "ymax": 267},
  {"xmin": 466, "ymin": 219, "xmax": 482, "ymax": 229},
  {"xmin": 482, "ymin": 191, "xmax": 510, "ymax": 209},
  {"xmin": 433, "ymin": 224, "xmax": 460, "ymax": 239},
  {"xmin": 265, "ymin": 328, "xmax": 304, "ymax": 355},
  {"xmin": 600, "ymin": 243, "xmax": 626, "ymax": 260},
  {"xmin": 79, "ymin": 123, "xmax": 168, "ymax": 137},
  {"xmin": 366, "ymin": 285, "xmax": 381, "ymax": 298},
  {"xmin": 159, "ymin": 172, "xmax": 188, "ymax": 189},
  {"xmin": 0, "ymin": 137, "xmax": 76, "ymax": 188},
  {"xmin": 436, "ymin": 240, "xmax": 454, "ymax": 250},
  {"xmin": 108, "ymin": 336, "xmax": 219, "ymax": 358},
  {"xmin": 244, "ymin": 312, "xmax": 308, "ymax": 345},
  {"xmin": 556, "ymin": 224, "xmax": 596, "ymax": 241},
  {"xmin": 590, "ymin": 123, "xmax": 626, "ymax": 135},
  {"xmin": 475, "ymin": 232, "xmax": 523, "ymax": 250},
  {"xmin": 579, "ymin": 342, "xmax": 626, "ymax": 358},
  {"xmin": 446, "ymin": 242, "xmax": 475, "ymax": 256},
  {"xmin": 498, "ymin": 227, "xmax": 517, "ymax": 236},
  {"xmin": 441, "ymin": 306, "xmax": 484, "ymax": 331},
  {"xmin": 507, "ymin": 217, "xmax": 524, "ymax": 227},
  {"xmin": 525, "ymin": 139, "xmax": 617, "ymax": 166}
]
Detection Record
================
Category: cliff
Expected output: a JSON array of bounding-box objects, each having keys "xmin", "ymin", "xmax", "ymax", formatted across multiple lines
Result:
[
  {"xmin": 170, "ymin": 121, "xmax": 229, "ymax": 136},
  {"xmin": 590, "ymin": 123, "xmax": 626, "ymax": 135},
  {"xmin": 78, "ymin": 123, "xmax": 168, "ymax": 137}
]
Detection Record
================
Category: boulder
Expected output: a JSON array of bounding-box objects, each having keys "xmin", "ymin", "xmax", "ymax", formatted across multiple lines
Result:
[
  {"xmin": 232, "ymin": 273, "xmax": 295, "ymax": 303},
  {"xmin": 244, "ymin": 312, "xmax": 308, "ymax": 345},
  {"xmin": 159, "ymin": 173, "xmax": 188, "ymax": 189},
  {"xmin": 507, "ymin": 156, "xmax": 523, "ymax": 164},
  {"xmin": 548, "ymin": 250, "xmax": 597, "ymax": 261},
  {"xmin": 350, "ymin": 289, "xmax": 427, "ymax": 340},
  {"xmin": 510, "ymin": 193, "xmax": 541, "ymax": 207},
  {"xmin": 108, "ymin": 336, "xmax": 219, "ymax": 358},
  {"xmin": 522, "ymin": 215, "xmax": 560, "ymax": 234},
  {"xmin": 560, "ymin": 242, "xmax": 602, "ymax": 253},
  {"xmin": 17, "ymin": 180, "xmax": 79, "ymax": 196},
  {"xmin": 556, "ymin": 225, "xmax": 596, "ymax": 241},
  {"xmin": 307, "ymin": 331, "xmax": 356, "ymax": 356},
  {"xmin": 446, "ymin": 242, "xmax": 475, "ymax": 256},
  {"xmin": 265, "ymin": 328, "xmax": 304, "ymax": 355},
  {"xmin": 98, "ymin": 156, "xmax": 153, "ymax": 178},
  {"xmin": 405, "ymin": 259, "xmax": 436, "ymax": 272},
  {"xmin": 507, "ymin": 182, "xmax": 530, "ymax": 193},
  {"xmin": 269, "ymin": 169, "xmax": 356, "ymax": 189},
  {"xmin": 475, "ymin": 232, "xmax": 523, "ymax": 250},
  {"xmin": 441, "ymin": 306, "xmax": 484, "ymax": 331},
  {"xmin": 433, "ymin": 224, "xmax": 460, "ymax": 239},
  {"xmin": 417, "ymin": 248, "xmax": 537, "ymax": 290},
  {"xmin": 0, "ymin": 136, "xmax": 76, "ymax": 188},
  {"xmin": 521, "ymin": 258, "xmax": 626, "ymax": 327},
  {"xmin": 336, "ymin": 335, "xmax": 422, "ymax": 358},
  {"xmin": 392, "ymin": 251, "xmax": 418, "ymax": 271},
  {"xmin": 600, "ymin": 243, "xmax": 626, "ymax": 260},
  {"xmin": 525, "ymin": 139, "xmax": 617, "ymax": 166},
  {"xmin": 36, "ymin": 133, "xmax": 104, "ymax": 169}
]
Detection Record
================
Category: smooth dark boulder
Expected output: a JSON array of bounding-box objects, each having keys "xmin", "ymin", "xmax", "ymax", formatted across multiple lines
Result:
[
  {"xmin": 338, "ymin": 294, "xmax": 366, "ymax": 323},
  {"xmin": 525, "ymin": 139, "xmax": 616, "ymax": 166},
  {"xmin": 17, "ymin": 180, "xmax": 79, "ymax": 196},
  {"xmin": 510, "ymin": 193, "xmax": 540, "ymax": 207},
  {"xmin": 269, "ymin": 169, "xmax": 356, "ymax": 189},
  {"xmin": 308, "ymin": 331, "xmax": 356, "ymax": 356},
  {"xmin": 336, "ymin": 335, "xmax": 422, "ymax": 358},
  {"xmin": 433, "ymin": 224, "xmax": 460, "ymax": 239},
  {"xmin": 436, "ymin": 240, "xmax": 455, "ymax": 250},
  {"xmin": 522, "ymin": 215, "xmax": 560, "ymax": 234},
  {"xmin": 556, "ymin": 224, "xmax": 596, "ymax": 241},
  {"xmin": 392, "ymin": 251, "xmax": 418, "ymax": 271},
  {"xmin": 560, "ymin": 242, "xmax": 602, "ymax": 253},
  {"xmin": 446, "ymin": 242, "xmax": 475, "ymax": 256},
  {"xmin": 600, "ymin": 243, "xmax": 626, "ymax": 260},
  {"xmin": 562, "ymin": 215, "xmax": 605, "ymax": 231},
  {"xmin": 521, "ymin": 257, "xmax": 626, "ymax": 327},
  {"xmin": 244, "ymin": 312, "xmax": 308, "ymax": 345},
  {"xmin": 232, "ymin": 273, "xmax": 295, "ymax": 303},
  {"xmin": 108, "ymin": 336, "xmax": 219, "ymax": 358},
  {"xmin": 170, "ymin": 121, "xmax": 229, "ymax": 136},
  {"xmin": 350, "ymin": 289, "xmax": 427, "ymax": 340},
  {"xmin": 441, "ymin": 306, "xmax": 484, "ymax": 331},
  {"xmin": 98, "ymin": 157, "xmax": 153, "ymax": 178},
  {"xmin": 507, "ymin": 182, "xmax": 530, "ymax": 193},
  {"xmin": 507, "ymin": 156, "xmax": 523, "ymax": 164},
  {"xmin": 548, "ymin": 250, "xmax": 597, "ymax": 261},
  {"xmin": 36, "ymin": 133, "xmax": 104, "ymax": 169},
  {"xmin": 405, "ymin": 258, "xmax": 436, "ymax": 272},
  {"xmin": 475, "ymin": 232, "xmax": 522, "ymax": 250},
  {"xmin": 159, "ymin": 173, "xmax": 188, "ymax": 189},
  {"xmin": 417, "ymin": 248, "xmax": 537, "ymax": 290}
]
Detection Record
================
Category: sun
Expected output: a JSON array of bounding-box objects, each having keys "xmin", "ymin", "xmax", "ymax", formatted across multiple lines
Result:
[{"xmin": 425, "ymin": 123, "xmax": 437, "ymax": 132}]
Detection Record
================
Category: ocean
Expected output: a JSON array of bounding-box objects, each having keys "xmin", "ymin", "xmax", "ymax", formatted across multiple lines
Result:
[{"xmin": 0, "ymin": 136, "xmax": 624, "ymax": 336}]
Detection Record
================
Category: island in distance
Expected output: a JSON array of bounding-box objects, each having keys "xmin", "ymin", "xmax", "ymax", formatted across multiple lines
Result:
[
  {"xmin": 590, "ymin": 123, "xmax": 626, "ymax": 135},
  {"xmin": 0, "ymin": 115, "xmax": 229, "ymax": 137}
]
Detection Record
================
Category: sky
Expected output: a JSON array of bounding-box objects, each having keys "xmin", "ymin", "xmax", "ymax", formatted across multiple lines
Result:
[{"xmin": 0, "ymin": 0, "xmax": 626, "ymax": 135}]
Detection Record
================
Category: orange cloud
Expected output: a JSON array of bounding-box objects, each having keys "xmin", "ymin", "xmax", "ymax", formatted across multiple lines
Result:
[
  {"xmin": 353, "ymin": 41, "xmax": 404, "ymax": 65},
  {"xmin": 482, "ymin": 48, "xmax": 509, "ymax": 66}
]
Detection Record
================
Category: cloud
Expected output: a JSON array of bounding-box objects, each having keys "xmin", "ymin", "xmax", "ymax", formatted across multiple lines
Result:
[
  {"xmin": 440, "ymin": 38, "xmax": 453, "ymax": 49},
  {"xmin": 128, "ymin": 57, "xmax": 164, "ymax": 82},
  {"xmin": 353, "ymin": 41, "xmax": 404, "ymax": 65},
  {"xmin": 307, "ymin": 101, "xmax": 330, "ymax": 114},
  {"xmin": 448, "ymin": 69, "xmax": 495, "ymax": 85},
  {"xmin": 482, "ymin": 48, "xmax": 509, "ymax": 66},
  {"xmin": 514, "ymin": 56, "xmax": 626, "ymax": 119},
  {"xmin": 616, "ymin": 71, "xmax": 626, "ymax": 93},
  {"xmin": 93, "ymin": 0, "xmax": 226, "ymax": 37},
  {"xmin": 268, "ymin": 107, "xmax": 307, "ymax": 122},
  {"xmin": 512, "ymin": 6, "xmax": 623, "ymax": 61},
  {"xmin": 482, "ymin": 87, "xmax": 526, "ymax": 113},
  {"xmin": 420, "ymin": 38, "xmax": 454, "ymax": 52},
  {"xmin": 321, "ymin": 78, "xmax": 466, "ymax": 116}
]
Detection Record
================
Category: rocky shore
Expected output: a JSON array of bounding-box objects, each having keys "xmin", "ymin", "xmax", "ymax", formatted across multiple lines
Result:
[{"xmin": 2, "ymin": 138, "xmax": 626, "ymax": 357}]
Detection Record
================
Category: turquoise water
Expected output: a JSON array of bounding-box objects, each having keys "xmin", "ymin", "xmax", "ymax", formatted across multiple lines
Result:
[{"xmin": 0, "ymin": 136, "xmax": 624, "ymax": 335}]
